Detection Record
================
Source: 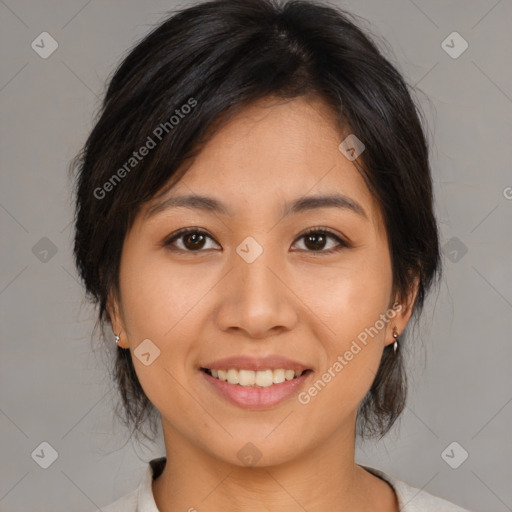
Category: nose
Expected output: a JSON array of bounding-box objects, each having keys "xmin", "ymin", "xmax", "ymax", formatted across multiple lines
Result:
[{"xmin": 215, "ymin": 247, "xmax": 299, "ymax": 339}]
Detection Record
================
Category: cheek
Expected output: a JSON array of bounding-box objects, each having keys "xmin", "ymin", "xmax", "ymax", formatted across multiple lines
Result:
[
  {"xmin": 117, "ymin": 251, "xmax": 203, "ymax": 414},
  {"xmin": 119, "ymin": 249, "xmax": 206, "ymax": 341},
  {"xmin": 306, "ymin": 246, "xmax": 393, "ymax": 341},
  {"xmin": 303, "ymin": 245, "xmax": 393, "ymax": 403}
]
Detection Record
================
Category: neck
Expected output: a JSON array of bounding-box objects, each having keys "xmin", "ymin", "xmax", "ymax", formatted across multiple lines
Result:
[{"xmin": 152, "ymin": 419, "xmax": 393, "ymax": 512}]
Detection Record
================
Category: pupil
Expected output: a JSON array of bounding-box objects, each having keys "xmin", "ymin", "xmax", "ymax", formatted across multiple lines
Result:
[
  {"xmin": 185, "ymin": 233, "xmax": 205, "ymax": 250},
  {"xmin": 306, "ymin": 233, "xmax": 325, "ymax": 250}
]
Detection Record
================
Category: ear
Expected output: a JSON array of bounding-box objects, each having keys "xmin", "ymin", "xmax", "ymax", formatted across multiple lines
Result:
[
  {"xmin": 385, "ymin": 276, "xmax": 420, "ymax": 347},
  {"xmin": 106, "ymin": 290, "xmax": 128, "ymax": 348}
]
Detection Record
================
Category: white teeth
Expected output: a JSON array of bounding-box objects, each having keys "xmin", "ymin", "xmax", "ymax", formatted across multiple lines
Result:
[
  {"xmin": 255, "ymin": 369, "xmax": 273, "ymax": 387},
  {"xmin": 207, "ymin": 368, "xmax": 305, "ymax": 387},
  {"xmin": 272, "ymin": 369, "xmax": 285, "ymax": 384},
  {"xmin": 284, "ymin": 369, "xmax": 295, "ymax": 381},
  {"xmin": 226, "ymin": 368, "xmax": 239, "ymax": 385},
  {"xmin": 238, "ymin": 369, "xmax": 255, "ymax": 386}
]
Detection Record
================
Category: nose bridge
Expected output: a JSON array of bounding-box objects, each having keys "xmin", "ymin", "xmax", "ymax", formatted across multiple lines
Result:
[
  {"xmin": 235, "ymin": 237, "xmax": 283, "ymax": 313},
  {"xmin": 215, "ymin": 235, "xmax": 297, "ymax": 337},
  {"xmin": 237, "ymin": 246, "xmax": 278, "ymax": 299}
]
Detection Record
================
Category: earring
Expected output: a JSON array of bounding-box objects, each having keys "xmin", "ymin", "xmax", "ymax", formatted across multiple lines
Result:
[
  {"xmin": 392, "ymin": 327, "xmax": 399, "ymax": 354},
  {"xmin": 114, "ymin": 333, "xmax": 120, "ymax": 346}
]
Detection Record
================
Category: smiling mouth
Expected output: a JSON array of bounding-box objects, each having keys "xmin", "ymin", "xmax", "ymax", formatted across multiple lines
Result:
[{"xmin": 201, "ymin": 368, "xmax": 312, "ymax": 387}]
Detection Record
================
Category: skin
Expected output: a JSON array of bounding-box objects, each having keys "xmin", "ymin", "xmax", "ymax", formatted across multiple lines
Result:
[{"xmin": 109, "ymin": 95, "xmax": 418, "ymax": 512}]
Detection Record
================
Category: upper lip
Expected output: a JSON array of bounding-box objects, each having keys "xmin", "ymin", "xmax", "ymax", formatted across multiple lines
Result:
[{"xmin": 201, "ymin": 355, "xmax": 311, "ymax": 372}]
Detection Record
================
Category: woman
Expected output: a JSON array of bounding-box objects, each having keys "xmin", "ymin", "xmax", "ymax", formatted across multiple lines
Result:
[{"xmin": 72, "ymin": 0, "xmax": 471, "ymax": 510}]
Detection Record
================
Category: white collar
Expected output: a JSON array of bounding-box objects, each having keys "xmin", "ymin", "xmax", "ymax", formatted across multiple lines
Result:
[{"xmin": 131, "ymin": 457, "xmax": 468, "ymax": 511}]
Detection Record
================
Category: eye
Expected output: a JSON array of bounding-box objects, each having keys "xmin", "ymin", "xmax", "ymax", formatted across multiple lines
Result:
[
  {"xmin": 292, "ymin": 227, "xmax": 350, "ymax": 254},
  {"xmin": 163, "ymin": 228, "xmax": 219, "ymax": 252},
  {"xmin": 163, "ymin": 227, "xmax": 350, "ymax": 254}
]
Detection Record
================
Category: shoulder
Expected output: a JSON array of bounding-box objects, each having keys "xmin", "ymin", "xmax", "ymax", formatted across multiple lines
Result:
[
  {"xmin": 100, "ymin": 489, "xmax": 138, "ymax": 512},
  {"xmin": 361, "ymin": 465, "xmax": 472, "ymax": 512},
  {"xmin": 391, "ymin": 478, "xmax": 471, "ymax": 511},
  {"xmin": 94, "ymin": 457, "xmax": 165, "ymax": 512}
]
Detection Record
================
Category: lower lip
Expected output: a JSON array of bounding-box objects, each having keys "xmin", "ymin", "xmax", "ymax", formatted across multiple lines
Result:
[{"xmin": 201, "ymin": 370, "xmax": 312, "ymax": 409}]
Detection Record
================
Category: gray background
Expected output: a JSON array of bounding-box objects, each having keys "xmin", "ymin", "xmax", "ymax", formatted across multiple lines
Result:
[{"xmin": 1, "ymin": 0, "xmax": 511, "ymax": 511}]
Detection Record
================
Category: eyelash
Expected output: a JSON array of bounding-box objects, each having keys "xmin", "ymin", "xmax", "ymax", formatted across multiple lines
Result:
[{"xmin": 162, "ymin": 227, "xmax": 351, "ymax": 254}]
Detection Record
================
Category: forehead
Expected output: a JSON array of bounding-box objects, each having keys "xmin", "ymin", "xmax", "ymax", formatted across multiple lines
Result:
[{"xmin": 141, "ymin": 95, "xmax": 384, "ymax": 230}]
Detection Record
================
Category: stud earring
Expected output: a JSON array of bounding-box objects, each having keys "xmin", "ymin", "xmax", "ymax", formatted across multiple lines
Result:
[{"xmin": 114, "ymin": 333, "xmax": 120, "ymax": 346}]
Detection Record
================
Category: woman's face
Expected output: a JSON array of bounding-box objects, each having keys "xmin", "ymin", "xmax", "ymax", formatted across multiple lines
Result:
[{"xmin": 111, "ymin": 95, "xmax": 414, "ymax": 466}]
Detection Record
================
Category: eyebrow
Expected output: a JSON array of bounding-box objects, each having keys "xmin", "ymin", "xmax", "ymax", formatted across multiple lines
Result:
[{"xmin": 144, "ymin": 192, "xmax": 368, "ymax": 220}]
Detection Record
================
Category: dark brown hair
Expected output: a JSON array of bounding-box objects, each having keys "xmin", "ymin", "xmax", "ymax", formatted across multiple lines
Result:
[{"xmin": 71, "ymin": 0, "xmax": 441, "ymax": 443}]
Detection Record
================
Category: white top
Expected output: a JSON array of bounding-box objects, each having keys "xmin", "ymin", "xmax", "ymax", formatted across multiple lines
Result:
[{"xmin": 100, "ymin": 457, "xmax": 471, "ymax": 512}]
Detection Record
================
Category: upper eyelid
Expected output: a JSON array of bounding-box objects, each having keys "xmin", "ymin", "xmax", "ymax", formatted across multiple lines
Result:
[{"xmin": 164, "ymin": 227, "xmax": 350, "ymax": 249}]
